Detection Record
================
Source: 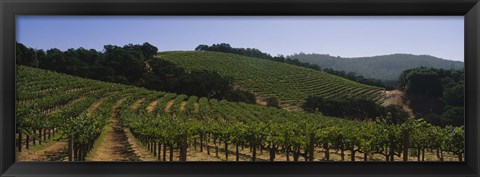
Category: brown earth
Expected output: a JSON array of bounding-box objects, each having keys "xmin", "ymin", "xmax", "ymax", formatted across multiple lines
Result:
[
  {"xmin": 17, "ymin": 140, "xmax": 69, "ymax": 161},
  {"xmin": 256, "ymin": 100, "xmax": 267, "ymax": 106},
  {"xmin": 130, "ymin": 98, "xmax": 145, "ymax": 110},
  {"xmin": 381, "ymin": 89, "xmax": 414, "ymax": 118},
  {"xmin": 164, "ymin": 100, "xmax": 175, "ymax": 113},
  {"xmin": 87, "ymin": 98, "xmax": 155, "ymax": 161},
  {"xmin": 186, "ymin": 141, "xmax": 460, "ymax": 162},
  {"xmin": 86, "ymin": 97, "xmax": 106, "ymax": 117},
  {"xmin": 146, "ymin": 99, "xmax": 159, "ymax": 113}
]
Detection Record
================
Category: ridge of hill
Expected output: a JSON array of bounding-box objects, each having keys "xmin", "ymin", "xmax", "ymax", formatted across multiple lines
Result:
[{"xmin": 288, "ymin": 53, "xmax": 464, "ymax": 81}]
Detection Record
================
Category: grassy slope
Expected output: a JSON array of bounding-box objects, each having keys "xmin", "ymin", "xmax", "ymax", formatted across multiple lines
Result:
[
  {"xmin": 17, "ymin": 65, "xmax": 358, "ymax": 124},
  {"xmin": 158, "ymin": 51, "xmax": 385, "ymax": 109}
]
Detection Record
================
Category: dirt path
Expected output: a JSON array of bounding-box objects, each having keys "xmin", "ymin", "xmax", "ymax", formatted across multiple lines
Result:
[
  {"xmin": 146, "ymin": 99, "xmax": 159, "ymax": 113},
  {"xmin": 86, "ymin": 97, "xmax": 107, "ymax": 117},
  {"xmin": 256, "ymin": 99, "xmax": 267, "ymax": 106},
  {"xmin": 88, "ymin": 98, "xmax": 155, "ymax": 161},
  {"xmin": 17, "ymin": 140, "xmax": 69, "ymax": 161},
  {"xmin": 381, "ymin": 90, "xmax": 414, "ymax": 118},
  {"xmin": 164, "ymin": 100, "xmax": 175, "ymax": 112},
  {"xmin": 130, "ymin": 98, "xmax": 145, "ymax": 110}
]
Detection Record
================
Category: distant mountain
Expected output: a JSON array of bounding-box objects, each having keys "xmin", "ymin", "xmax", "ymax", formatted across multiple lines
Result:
[{"xmin": 288, "ymin": 53, "xmax": 464, "ymax": 81}]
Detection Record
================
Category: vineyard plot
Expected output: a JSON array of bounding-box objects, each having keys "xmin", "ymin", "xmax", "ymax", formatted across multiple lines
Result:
[
  {"xmin": 159, "ymin": 51, "xmax": 385, "ymax": 109},
  {"xmin": 16, "ymin": 66, "xmax": 464, "ymax": 162}
]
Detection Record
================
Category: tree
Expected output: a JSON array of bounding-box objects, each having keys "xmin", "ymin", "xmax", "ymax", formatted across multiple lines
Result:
[
  {"xmin": 44, "ymin": 48, "xmax": 66, "ymax": 72},
  {"xmin": 224, "ymin": 89, "xmax": 256, "ymax": 104},
  {"xmin": 399, "ymin": 67, "xmax": 464, "ymax": 126},
  {"xmin": 16, "ymin": 42, "xmax": 38, "ymax": 67},
  {"xmin": 441, "ymin": 106, "xmax": 464, "ymax": 127},
  {"xmin": 195, "ymin": 44, "xmax": 209, "ymax": 51},
  {"xmin": 266, "ymin": 97, "xmax": 280, "ymax": 108},
  {"xmin": 103, "ymin": 45, "xmax": 146, "ymax": 84},
  {"xmin": 140, "ymin": 42, "xmax": 158, "ymax": 59},
  {"xmin": 443, "ymin": 82, "xmax": 464, "ymax": 107},
  {"xmin": 143, "ymin": 59, "xmax": 185, "ymax": 91},
  {"xmin": 382, "ymin": 105, "xmax": 409, "ymax": 124}
]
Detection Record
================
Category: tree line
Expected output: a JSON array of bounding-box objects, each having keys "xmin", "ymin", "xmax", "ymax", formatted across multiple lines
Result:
[
  {"xmin": 322, "ymin": 68, "xmax": 395, "ymax": 90},
  {"xmin": 398, "ymin": 67, "xmax": 464, "ymax": 127},
  {"xmin": 195, "ymin": 43, "xmax": 392, "ymax": 89},
  {"xmin": 16, "ymin": 42, "xmax": 256, "ymax": 104},
  {"xmin": 302, "ymin": 97, "xmax": 409, "ymax": 124}
]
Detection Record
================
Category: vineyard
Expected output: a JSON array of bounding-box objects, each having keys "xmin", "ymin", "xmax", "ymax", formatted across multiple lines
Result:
[
  {"xmin": 16, "ymin": 65, "xmax": 464, "ymax": 162},
  {"xmin": 159, "ymin": 51, "xmax": 385, "ymax": 108}
]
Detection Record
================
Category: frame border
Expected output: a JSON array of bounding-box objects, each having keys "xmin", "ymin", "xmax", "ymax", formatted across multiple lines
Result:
[{"xmin": 1, "ymin": 0, "xmax": 479, "ymax": 177}]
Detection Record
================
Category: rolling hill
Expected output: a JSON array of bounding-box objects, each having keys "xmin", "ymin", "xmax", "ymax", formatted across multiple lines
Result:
[
  {"xmin": 157, "ymin": 51, "xmax": 385, "ymax": 109},
  {"xmin": 16, "ymin": 65, "xmax": 463, "ymax": 162},
  {"xmin": 15, "ymin": 65, "xmax": 364, "ymax": 161},
  {"xmin": 288, "ymin": 53, "xmax": 464, "ymax": 81}
]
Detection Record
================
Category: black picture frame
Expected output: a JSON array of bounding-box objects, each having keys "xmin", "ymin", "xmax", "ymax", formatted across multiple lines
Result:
[{"xmin": 1, "ymin": 0, "xmax": 479, "ymax": 176}]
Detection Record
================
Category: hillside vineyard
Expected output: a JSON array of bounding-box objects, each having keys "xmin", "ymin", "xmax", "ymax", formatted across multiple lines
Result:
[
  {"xmin": 16, "ymin": 66, "xmax": 464, "ymax": 162},
  {"xmin": 159, "ymin": 51, "xmax": 385, "ymax": 108}
]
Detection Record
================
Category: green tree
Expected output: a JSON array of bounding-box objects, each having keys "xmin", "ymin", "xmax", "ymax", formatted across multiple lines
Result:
[{"xmin": 266, "ymin": 97, "xmax": 280, "ymax": 108}]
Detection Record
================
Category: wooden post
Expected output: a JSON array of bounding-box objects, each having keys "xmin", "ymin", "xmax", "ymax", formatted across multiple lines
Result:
[
  {"xmin": 293, "ymin": 148, "xmax": 299, "ymax": 161},
  {"xmin": 157, "ymin": 143, "xmax": 162, "ymax": 160},
  {"xmin": 169, "ymin": 144, "xmax": 174, "ymax": 161},
  {"xmin": 73, "ymin": 143, "xmax": 78, "ymax": 161},
  {"xmin": 309, "ymin": 133, "xmax": 315, "ymax": 161},
  {"xmin": 235, "ymin": 143, "xmax": 239, "ymax": 161},
  {"xmin": 38, "ymin": 129, "xmax": 42, "ymax": 145},
  {"xmin": 340, "ymin": 145, "xmax": 345, "ymax": 161},
  {"xmin": 252, "ymin": 144, "xmax": 256, "ymax": 161},
  {"xmin": 43, "ymin": 129, "xmax": 47, "ymax": 141},
  {"xmin": 26, "ymin": 135, "xmax": 30, "ymax": 150},
  {"xmin": 224, "ymin": 142, "xmax": 228, "ymax": 161},
  {"xmin": 403, "ymin": 131, "xmax": 409, "ymax": 162},
  {"xmin": 200, "ymin": 134, "xmax": 203, "ymax": 152},
  {"xmin": 33, "ymin": 130, "xmax": 36, "ymax": 145},
  {"xmin": 269, "ymin": 147, "xmax": 276, "ymax": 161},
  {"xmin": 163, "ymin": 143, "xmax": 167, "ymax": 161},
  {"xmin": 18, "ymin": 131, "xmax": 22, "ymax": 152},
  {"xmin": 78, "ymin": 144, "xmax": 83, "ymax": 161},
  {"xmin": 304, "ymin": 150, "xmax": 308, "ymax": 161},
  {"xmin": 439, "ymin": 148, "xmax": 444, "ymax": 161},
  {"xmin": 68, "ymin": 137, "xmax": 73, "ymax": 161},
  {"xmin": 214, "ymin": 138, "xmax": 219, "ymax": 157},
  {"xmin": 324, "ymin": 143, "xmax": 330, "ymax": 161},
  {"xmin": 81, "ymin": 143, "xmax": 87, "ymax": 161},
  {"xmin": 179, "ymin": 136, "xmax": 188, "ymax": 161},
  {"xmin": 194, "ymin": 138, "xmax": 197, "ymax": 150},
  {"xmin": 207, "ymin": 144, "xmax": 210, "ymax": 155},
  {"xmin": 421, "ymin": 148, "xmax": 425, "ymax": 161},
  {"xmin": 153, "ymin": 142, "xmax": 157, "ymax": 156},
  {"xmin": 351, "ymin": 145, "xmax": 355, "ymax": 162},
  {"xmin": 286, "ymin": 148, "xmax": 290, "ymax": 161}
]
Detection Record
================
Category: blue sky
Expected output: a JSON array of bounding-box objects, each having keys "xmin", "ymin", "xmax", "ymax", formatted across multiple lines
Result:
[{"xmin": 17, "ymin": 16, "xmax": 464, "ymax": 61}]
